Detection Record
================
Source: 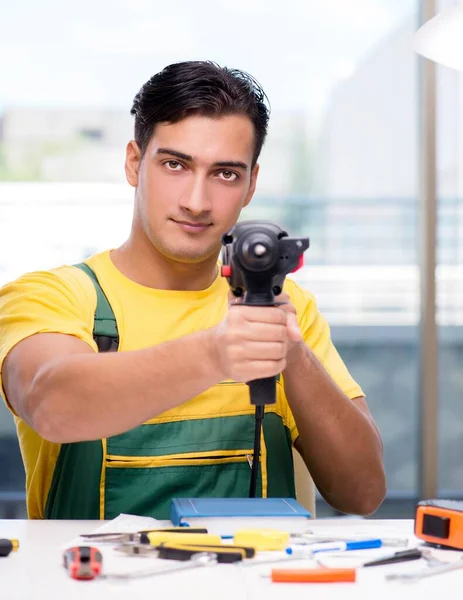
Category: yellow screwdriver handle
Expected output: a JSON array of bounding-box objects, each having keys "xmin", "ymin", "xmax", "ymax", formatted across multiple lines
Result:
[
  {"xmin": 234, "ymin": 529, "xmax": 290, "ymax": 551},
  {"xmin": 145, "ymin": 532, "xmax": 222, "ymax": 546}
]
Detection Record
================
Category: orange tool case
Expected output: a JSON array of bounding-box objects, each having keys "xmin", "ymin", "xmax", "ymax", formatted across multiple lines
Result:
[{"xmin": 415, "ymin": 499, "xmax": 463, "ymax": 550}]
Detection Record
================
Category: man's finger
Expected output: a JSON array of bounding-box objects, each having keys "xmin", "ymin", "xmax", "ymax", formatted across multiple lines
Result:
[
  {"xmin": 287, "ymin": 312, "xmax": 303, "ymax": 342},
  {"xmin": 228, "ymin": 290, "xmax": 243, "ymax": 305},
  {"xmin": 240, "ymin": 306, "xmax": 287, "ymax": 325}
]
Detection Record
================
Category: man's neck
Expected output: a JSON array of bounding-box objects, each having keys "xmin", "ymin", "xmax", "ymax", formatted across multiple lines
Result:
[{"xmin": 110, "ymin": 237, "xmax": 219, "ymax": 292}]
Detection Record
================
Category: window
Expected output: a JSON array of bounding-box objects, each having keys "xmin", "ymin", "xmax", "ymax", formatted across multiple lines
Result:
[
  {"xmin": 437, "ymin": 0, "xmax": 463, "ymax": 498},
  {"xmin": 0, "ymin": 0, "xmax": 425, "ymax": 517}
]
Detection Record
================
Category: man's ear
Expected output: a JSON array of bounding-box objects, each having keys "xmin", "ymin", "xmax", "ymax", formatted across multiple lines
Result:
[
  {"xmin": 243, "ymin": 163, "xmax": 259, "ymax": 207},
  {"xmin": 125, "ymin": 141, "xmax": 141, "ymax": 188}
]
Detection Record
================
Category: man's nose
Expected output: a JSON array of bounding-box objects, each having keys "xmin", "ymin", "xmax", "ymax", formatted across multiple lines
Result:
[{"xmin": 179, "ymin": 175, "xmax": 212, "ymax": 216}]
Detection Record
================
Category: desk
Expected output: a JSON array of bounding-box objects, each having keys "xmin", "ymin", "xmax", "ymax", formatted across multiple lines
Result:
[{"xmin": 0, "ymin": 518, "xmax": 461, "ymax": 599}]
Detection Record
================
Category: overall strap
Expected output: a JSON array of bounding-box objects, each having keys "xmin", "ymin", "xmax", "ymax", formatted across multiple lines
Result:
[{"xmin": 73, "ymin": 263, "xmax": 119, "ymax": 352}]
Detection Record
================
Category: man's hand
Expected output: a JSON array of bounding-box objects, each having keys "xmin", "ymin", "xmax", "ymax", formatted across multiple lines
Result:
[
  {"xmin": 209, "ymin": 295, "xmax": 302, "ymax": 383},
  {"xmin": 274, "ymin": 292, "xmax": 304, "ymax": 363}
]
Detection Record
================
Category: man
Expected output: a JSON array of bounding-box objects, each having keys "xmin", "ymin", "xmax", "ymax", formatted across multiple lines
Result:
[{"xmin": 0, "ymin": 61, "xmax": 386, "ymax": 520}]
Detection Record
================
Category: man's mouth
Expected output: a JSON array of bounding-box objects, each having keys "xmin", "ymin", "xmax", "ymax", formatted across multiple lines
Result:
[{"xmin": 171, "ymin": 219, "xmax": 212, "ymax": 233}]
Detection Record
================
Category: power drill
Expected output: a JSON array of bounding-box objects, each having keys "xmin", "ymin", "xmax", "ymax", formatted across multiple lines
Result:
[
  {"xmin": 221, "ymin": 221, "xmax": 309, "ymax": 497},
  {"xmin": 220, "ymin": 220, "xmax": 310, "ymax": 406}
]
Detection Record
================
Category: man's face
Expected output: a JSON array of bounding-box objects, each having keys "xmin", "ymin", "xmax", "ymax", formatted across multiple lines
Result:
[{"xmin": 125, "ymin": 114, "xmax": 259, "ymax": 263}]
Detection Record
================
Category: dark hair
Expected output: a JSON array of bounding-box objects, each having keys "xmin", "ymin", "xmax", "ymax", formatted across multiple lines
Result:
[{"xmin": 130, "ymin": 61, "xmax": 270, "ymax": 166}]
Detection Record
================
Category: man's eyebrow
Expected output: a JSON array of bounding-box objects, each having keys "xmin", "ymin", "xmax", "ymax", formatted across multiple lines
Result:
[
  {"xmin": 213, "ymin": 160, "xmax": 248, "ymax": 170},
  {"xmin": 156, "ymin": 148, "xmax": 193, "ymax": 161},
  {"xmin": 156, "ymin": 148, "xmax": 248, "ymax": 170}
]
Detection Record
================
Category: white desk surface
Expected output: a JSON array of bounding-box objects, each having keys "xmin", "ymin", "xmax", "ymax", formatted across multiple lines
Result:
[{"xmin": 1, "ymin": 518, "xmax": 462, "ymax": 599}]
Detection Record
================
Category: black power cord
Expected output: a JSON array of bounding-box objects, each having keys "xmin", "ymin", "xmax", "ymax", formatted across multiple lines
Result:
[{"xmin": 249, "ymin": 405, "xmax": 265, "ymax": 497}]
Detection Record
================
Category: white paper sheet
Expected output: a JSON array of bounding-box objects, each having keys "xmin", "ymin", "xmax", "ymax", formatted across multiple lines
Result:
[{"xmin": 86, "ymin": 513, "xmax": 165, "ymax": 535}]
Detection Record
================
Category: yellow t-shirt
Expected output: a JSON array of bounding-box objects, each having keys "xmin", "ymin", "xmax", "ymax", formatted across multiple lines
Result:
[{"xmin": 0, "ymin": 250, "xmax": 363, "ymax": 518}]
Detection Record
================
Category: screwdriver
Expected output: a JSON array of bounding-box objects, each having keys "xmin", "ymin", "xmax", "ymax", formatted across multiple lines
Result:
[
  {"xmin": 0, "ymin": 539, "xmax": 19, "ymax": 557},
  {"xmin": 141, "ymin": 532, "xmax": 222, "ymax": 546},
  {"xmin": 363, "ymin": 548, "xmax": 422, "ymax": 567},
  {"xmin": 80, "ymin": 527, "xmax": 208, "ymax": 544},
  {"xmin": 115, "ymin": 541, "xmax": 247, "ymax": 563}
]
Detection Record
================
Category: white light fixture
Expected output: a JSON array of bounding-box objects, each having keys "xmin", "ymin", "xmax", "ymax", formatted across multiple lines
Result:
[{"xmin": 414, "ymin": 2, "xmax": 463, "ymax": 72}]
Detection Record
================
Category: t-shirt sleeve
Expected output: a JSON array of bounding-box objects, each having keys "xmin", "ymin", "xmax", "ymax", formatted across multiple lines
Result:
[
  {"xmin": 0, "ymin": 266, "xmax": 98, "ymax": 411},
  {"xmin": 283, "ymin": 279, "xmax": 365, "ymax": 442}
]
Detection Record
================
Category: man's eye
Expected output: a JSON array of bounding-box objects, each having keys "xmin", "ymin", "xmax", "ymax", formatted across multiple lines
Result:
[
  {"xmin": 165, "ymin": 160, "xmax": 183, "ymax": 171},
  {"xmin": 218, "ymin": 170, "xmax": 238, "ymax": 181}
]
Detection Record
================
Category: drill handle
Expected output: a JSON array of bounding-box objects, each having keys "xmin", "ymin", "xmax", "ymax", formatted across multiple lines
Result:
[{"xmin": 247, "ymin": 377, "xmax": 277, "ymax": 406}]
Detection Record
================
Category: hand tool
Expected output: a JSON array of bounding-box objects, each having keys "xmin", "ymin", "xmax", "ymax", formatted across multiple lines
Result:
[
  {"xmin": 63, "ymin": 546, "xmax": 103, "ymax": 580},
  {"xmin": 363, "ymin": 548, "xmax": 422, "ymax": 567},
  {"xmin": 242, "ymin": 537, "xmax": 382, "ymax": 568},
  {"xmin": 80, "ymin": 527, "xmax": 208, "ymax": 544},
  {"xmin": 386, "ymin": 557, "xmax": 463, "ymax": 582},
  {"xmin": 158, "ymin": 543, "xmax": 246, "ymax": 563},
  {"xmin": 286, "ymin": 538, "xmax": 383, "ymax": 556},
  {"xmin": 0, "ymin": 539, "xmax": 19, "ymax": 557},
  {"xmin": 295, "ymin": 532, "xmax": 409, "ymax": 547},
  {"xmin": 232, "ymin": 528, "xmax": 409, "ymax": 550},
  {"xmin": 264, "ymin": 567, "xmax": 357, "ymax": 583},
  {"xmin": 221, "ymin": 221, "xmax": 309, "ymax": 496},
  {"xmin": 115, "ymin": 541, "xmax": 251, "ymax": 563},
  {"xmin": 141, "ymin": 532, "xmax": 222, "ymax": 547}
]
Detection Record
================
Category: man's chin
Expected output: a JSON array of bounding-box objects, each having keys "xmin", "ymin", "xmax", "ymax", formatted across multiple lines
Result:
[{"xmin": 162, "ymin": 245, "xmax": 221, "ymax": 265}]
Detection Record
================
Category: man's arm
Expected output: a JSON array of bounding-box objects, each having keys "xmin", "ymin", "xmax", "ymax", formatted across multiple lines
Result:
[
  {"xmin": 3, "ymin": 304, "xmax": 289, "ymax": 444},
  {"xmin": 3, "ymin": 331, "xmax": 222, "ymax": 443},
  {"xmin": 284, "ymin": 344, "xmax": 386, "ymax": 516}
]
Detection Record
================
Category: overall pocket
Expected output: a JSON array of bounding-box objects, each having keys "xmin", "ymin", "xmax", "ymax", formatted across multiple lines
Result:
[{"xmin": 103, "ymin": 449, "xmax": 262, "ymax": 520}]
